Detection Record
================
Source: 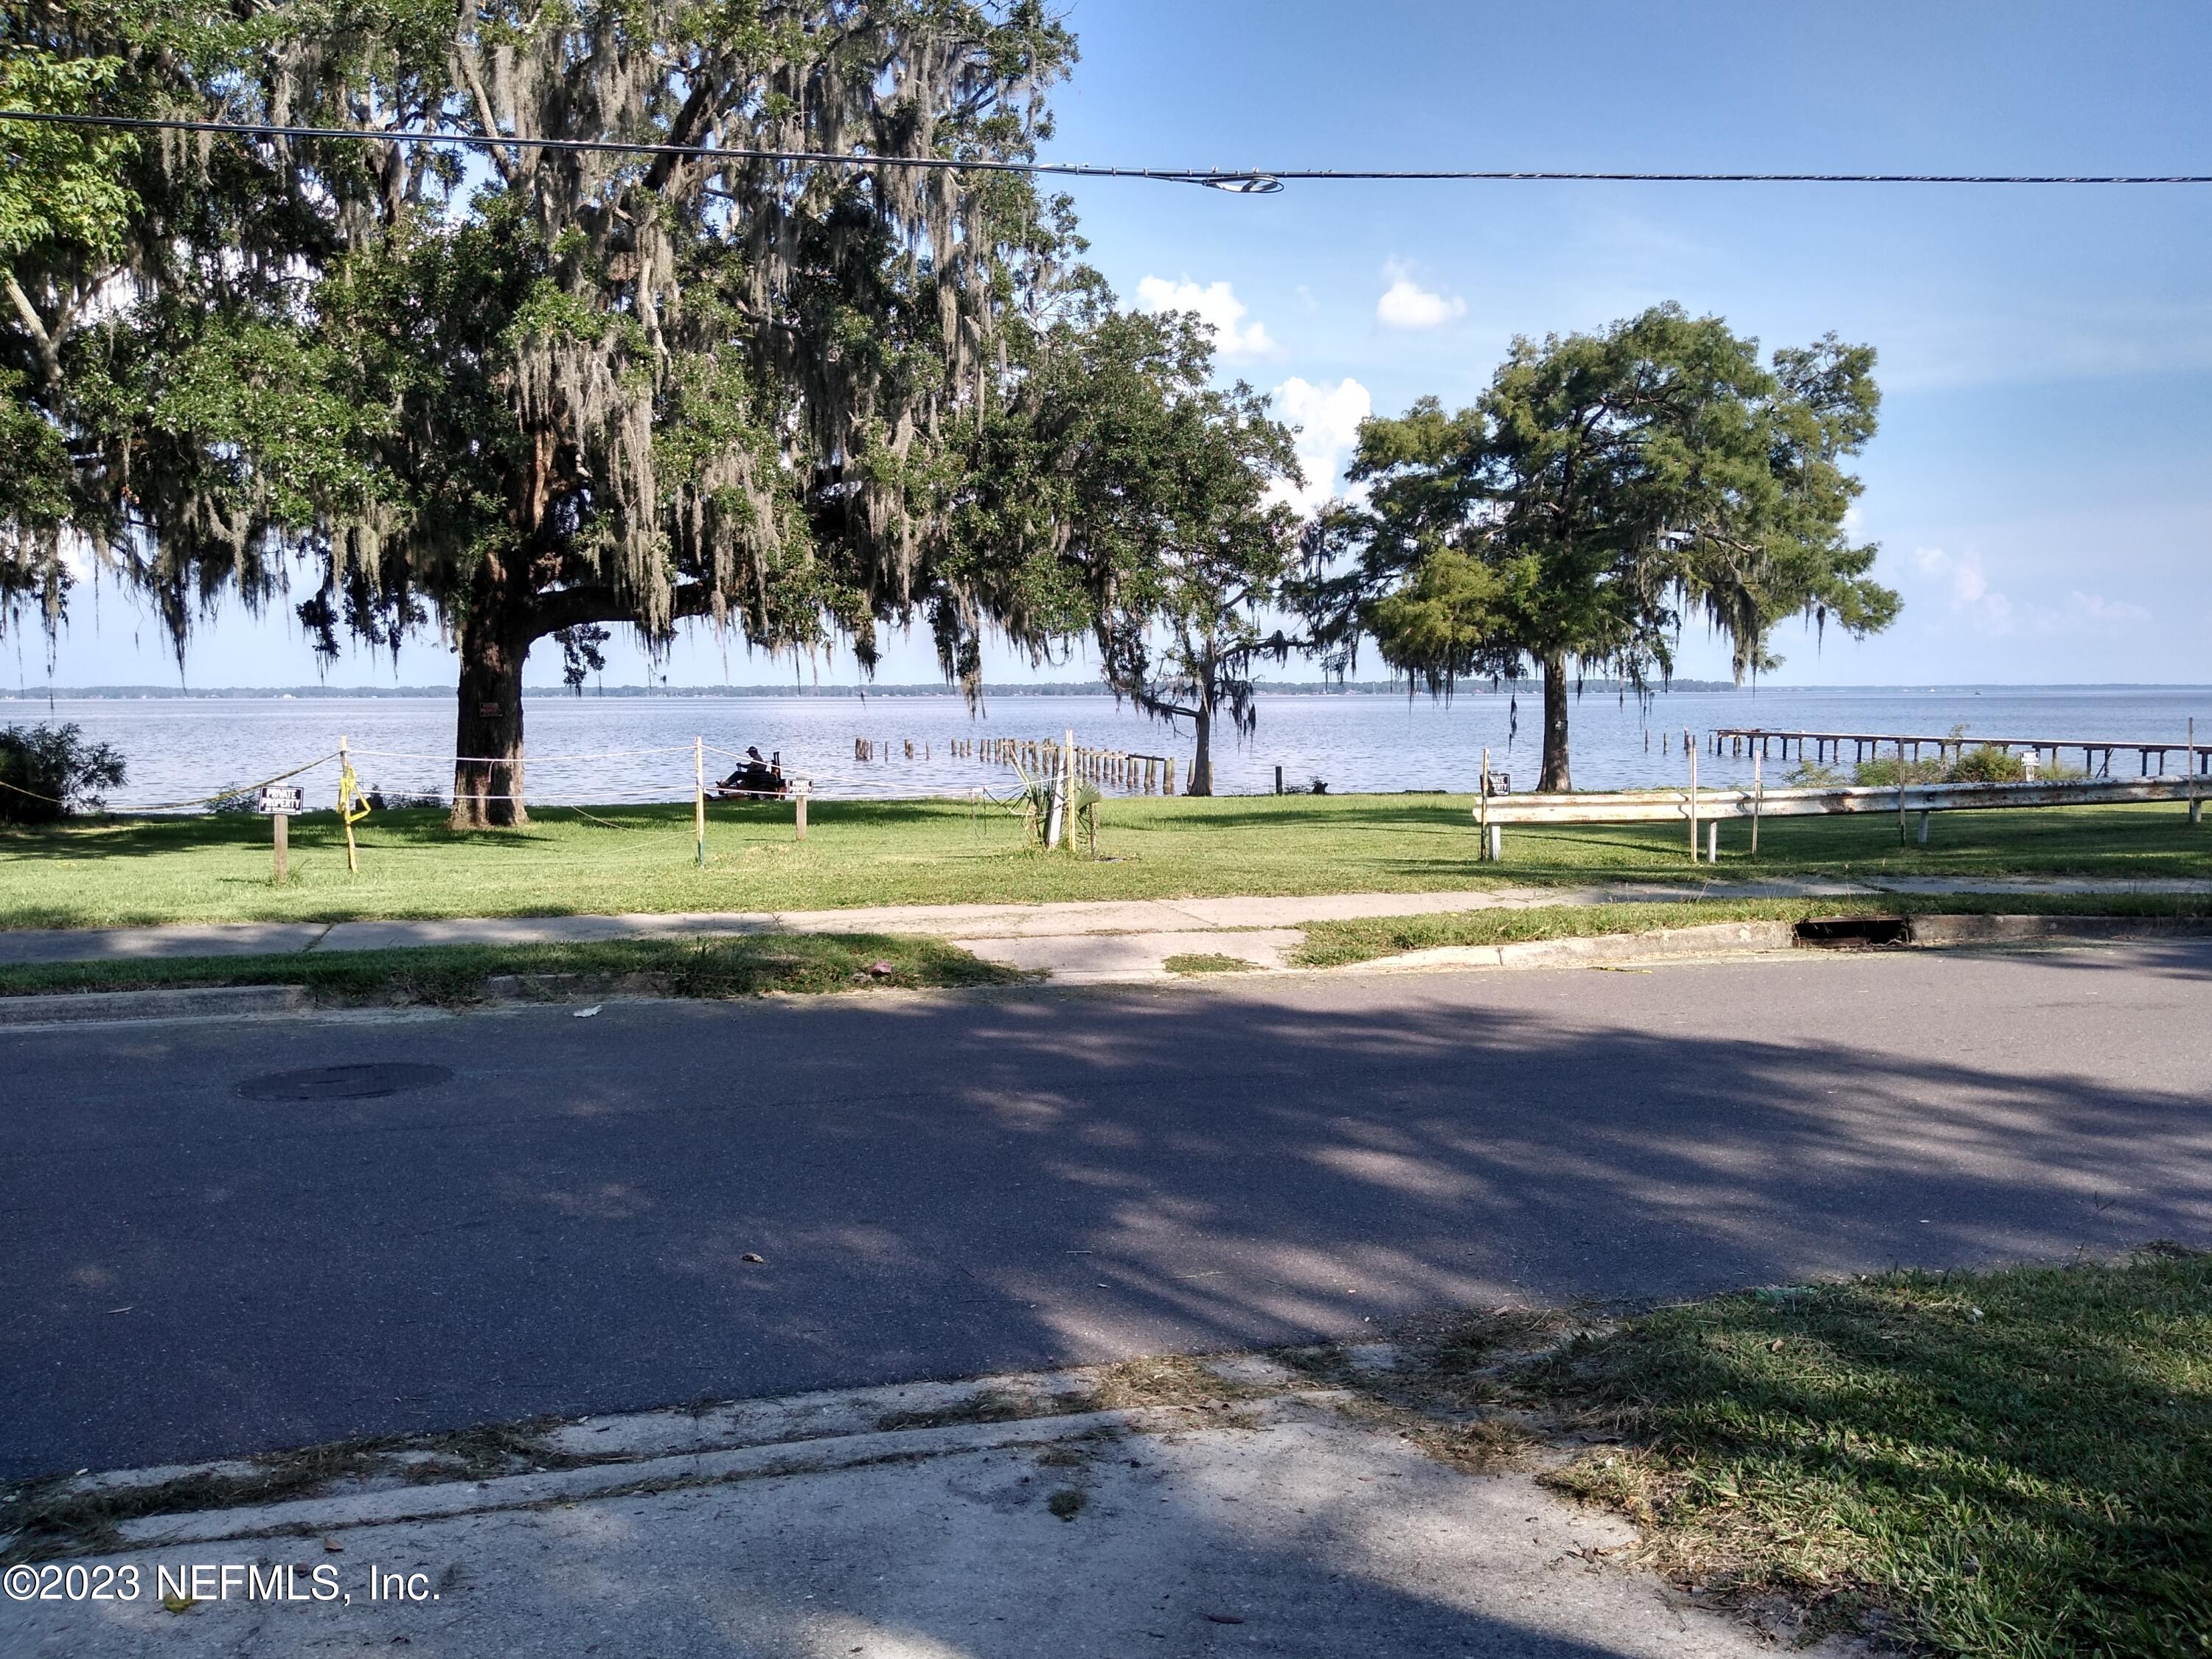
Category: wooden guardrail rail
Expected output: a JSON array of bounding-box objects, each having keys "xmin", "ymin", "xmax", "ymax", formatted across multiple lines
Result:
[{"xmin": 1476, "ymin": 774, "xmax": 2205, "ymax": 863}]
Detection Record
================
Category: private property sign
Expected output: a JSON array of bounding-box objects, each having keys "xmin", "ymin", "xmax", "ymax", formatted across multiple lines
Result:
[{"xmin": 257, "ymin": 785, "xmax": 305, "ymax": 815}]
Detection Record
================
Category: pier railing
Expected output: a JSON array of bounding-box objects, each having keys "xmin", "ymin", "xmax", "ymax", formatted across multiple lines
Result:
[{"xmin": 1710, "ymin": 727, "xmax": 2211, "ymax": 778}]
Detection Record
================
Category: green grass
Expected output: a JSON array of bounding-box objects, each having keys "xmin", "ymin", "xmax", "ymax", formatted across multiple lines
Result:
[
  {"xmin": 0, "ymin": 933, "xmax": 1021, "ymax": 1004},
  {"xmin": 1516, "ymin": 1252, "xmax": 2212, "ymax": 1658},
  {"xmin": 2, "ymin": 794, "xmax": 2206, "ymax": 932},
  {"xmin": 1293, "ymin": 893, "xmax": 2212, "ymax": 968}
]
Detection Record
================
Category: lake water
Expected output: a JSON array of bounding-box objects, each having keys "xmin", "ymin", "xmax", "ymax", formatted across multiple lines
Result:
[{"xmin": 7, "ymin": 686, "xmax": 2209, "ymax": 810}]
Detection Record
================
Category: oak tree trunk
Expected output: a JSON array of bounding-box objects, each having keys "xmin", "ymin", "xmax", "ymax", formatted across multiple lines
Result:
[
  {"xmin": 451, "ymin": 601, "xmax": 534, "ymax": 830},
  {"xmin": 1539, "ymin": 656, "xmax": 1572, "ymax": 793},
  {"xmin": 1186, "ymin": 696, "xmax": 1215, "ymax": 796}
]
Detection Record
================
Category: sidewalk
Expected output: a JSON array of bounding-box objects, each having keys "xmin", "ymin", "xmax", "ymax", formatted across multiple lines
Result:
[
  {"xmin": 5, "ymin": 1355, "xmax": 1840, "ymax": 1659},
  {"xmin": 6, "ymin": 874, "xmax": 2206, "ymax": 967}
]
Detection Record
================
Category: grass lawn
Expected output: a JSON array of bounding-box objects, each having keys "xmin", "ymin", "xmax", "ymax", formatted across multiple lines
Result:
[
  {"xmin": 1, "ymin": 793, "xmax": 2207, "ymax": 931},
  {"xmin": 0, "ymin": 933, "xmax": 1021, "ymax": 1002},
  {"xmin": 1504, "ymin": 1253, "xmax": 2212, "ymax": 1658},
  {"xmin": 1292, "ymin": 893, "xmax": 2212, "ymax": 968}
]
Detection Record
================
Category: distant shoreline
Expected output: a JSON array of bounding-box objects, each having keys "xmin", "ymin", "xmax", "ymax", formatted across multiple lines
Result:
[{"xmin": 8, "ymin": 681, "xmax": 2208, "ymax": 702}]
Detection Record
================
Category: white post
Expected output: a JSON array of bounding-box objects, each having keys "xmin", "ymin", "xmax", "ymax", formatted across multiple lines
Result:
[
  {"xmin": 694, "ymin": 735, "xmax": 706, "ymax": 868},
  {"xmin": 1042, "ymin": 762, "xmax": 1062, "ymax": 849},
  {"xmin": 1687, "ymin": 731, "xmax": 1699, "ymax": 862},
  {"xmin": 1061, "ymin": 728, "xmax": 1076, "ymax": 847},
  {"xmin": 1705, "ymin": 819, "xmax": 1718, "ymax": 863}
]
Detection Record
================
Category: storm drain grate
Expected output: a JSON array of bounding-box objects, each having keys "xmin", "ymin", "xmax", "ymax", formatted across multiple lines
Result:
[
  {"xmin": 238, "ymin": 1062, "xmax": 454, "ymax": 1102},
  {"xmin": 1794, "ymin": 915, "xmax": 1913, "ymax": 949}
]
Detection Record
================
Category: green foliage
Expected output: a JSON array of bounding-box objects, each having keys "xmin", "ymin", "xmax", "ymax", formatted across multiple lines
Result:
[
  {"xmin": 1947, "ymin": 743, "xmax": 2028, "ymax": 784},
  {"xmin": 2, "ymin": 1, "xmax": 1095, "ymax": 821},
  {"xmin": 0, "ymin": 51, "xmax": 138, "ymax": 259},
  {"xmin": 968, "ymin": 307, "xmax": 1303, "ymax": 792},
  {"xmin": 1301, "ymin": 306, "xmax": 1899, "ymax": 787},
  {"xmin": 1857, "ymin": 744, "xmax": 2028, "ymax": 787},
  {"xmin": 0, "ymin": 721, "xmax": 125, "ymax": 823}
]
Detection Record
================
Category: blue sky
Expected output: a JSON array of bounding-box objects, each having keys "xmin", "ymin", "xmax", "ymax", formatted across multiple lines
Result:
[{"xmin": 29, "ymin": 0, "xmax": 2211, "ymax": 689}]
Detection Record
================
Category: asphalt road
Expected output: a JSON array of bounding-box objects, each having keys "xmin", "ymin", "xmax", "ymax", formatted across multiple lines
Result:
[{"xmin": 6, "ymin": 942, "xmax": 2210, "ymax": 1481}]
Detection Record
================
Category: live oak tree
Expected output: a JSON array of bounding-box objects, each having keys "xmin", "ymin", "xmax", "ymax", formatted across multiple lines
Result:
[
  {"xmin": 959, "ymin": 307, "xmax": 1301, "ymax": 795},
  {"xmin": 1, "ymin": 1, "xmax": 1082, "ymax": 825},
  {"xmin": 1298, "ymin": 304, "xmax": 1899, "ymax": 791}
]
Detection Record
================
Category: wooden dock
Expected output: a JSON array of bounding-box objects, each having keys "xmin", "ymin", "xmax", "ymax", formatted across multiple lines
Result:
[{"xmin": 1710, "ymin": 727, "xmax": 2210, "ymax": 778}]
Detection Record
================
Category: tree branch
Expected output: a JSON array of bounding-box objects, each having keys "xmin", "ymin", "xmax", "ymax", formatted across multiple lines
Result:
[
  {"xmin": 4, "ymin": 274, "xmax": 60, "ymax": 386},
  {"xmin": 451, "ymin": 9, "xmax": 518, "ymax": 187}
]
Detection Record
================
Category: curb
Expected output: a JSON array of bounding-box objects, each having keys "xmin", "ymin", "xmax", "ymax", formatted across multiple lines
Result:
[
  {"xmin": 107, "ymin": 1399, "xmax": 1335, "ymax": 1550},
  {"xmin": 0, "ymin": 983, "xmax": 307, "ymax": 1027},
  {"xmin": 1334, "ymin": 914, "xmax": 2212, "ymax": 978},
  {"xmin": 1906, "ymin": 914, "xmax": 2212, "ymax": 946},
  {"xmin": 1335, "ymin": 919, "xmax": 1799, "ymax": 975},
  {"xmin": 6, "ymin": 1352, "xmax": 1335, "ymax": 1557}
]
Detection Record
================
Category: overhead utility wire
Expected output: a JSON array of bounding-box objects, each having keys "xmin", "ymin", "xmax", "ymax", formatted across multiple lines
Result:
[{"xmin": 1, "ymin": 110, "xmax": 2207, "ymax": 188}]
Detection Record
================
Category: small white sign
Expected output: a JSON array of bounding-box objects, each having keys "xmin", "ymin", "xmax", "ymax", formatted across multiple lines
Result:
[{"xmin": 257, "ymin": 785, "xmax": 305, "ymax": 815}]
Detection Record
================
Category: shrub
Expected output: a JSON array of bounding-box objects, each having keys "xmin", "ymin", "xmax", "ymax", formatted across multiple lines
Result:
[
  {"xmin": 1783, "ymin": 759, "xmax": 1846, "ymax": 787},
  {"xmin": 1854, "ymin": 756, "xmax": 1947, "ymax": 787},
  {"xmin": 1948, "ymin": 743, "xmax": 2028, "ymax": 783},
  {"xmin": 0, "ymin": 723, "xmax": 127, "ymax": 824}
]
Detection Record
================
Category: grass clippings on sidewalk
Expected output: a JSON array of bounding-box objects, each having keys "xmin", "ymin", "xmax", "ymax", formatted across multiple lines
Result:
[
  {"xmin": 1510, "ymin": 1252, "xmax": 2212, "ymax": 1658},
  {"xmin": 1162, "ymin": 952, "xmax": 1262, "ymax": 975},
  {"xmin": 0, "ymin": 933, "xmax": 1022, "ymax": 1004}
]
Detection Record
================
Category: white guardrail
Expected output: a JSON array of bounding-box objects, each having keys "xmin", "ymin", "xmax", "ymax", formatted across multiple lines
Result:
[{"xmin": 1476, "ymin": 775, "xmax": 2206, "ymax": 861}]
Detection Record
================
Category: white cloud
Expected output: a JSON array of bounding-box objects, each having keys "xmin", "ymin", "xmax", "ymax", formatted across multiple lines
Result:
[
  {"xmin": 1267, "ymin": 377, "xmax": 1373, "ymax": 516},
  {"xmin": 1133, "ymin": 275, "xmax": 1277, "ymax": 361},
  {"xmin": 2062, "ymin": 590, "xmax": 2152, "ymax": 627},
  {"xmin": 1375, "ymin": 262, "xmax": 1467, "ymax": 330},
  {"xmin": 1913, "ymin": 546, "xmax": 2012, "ymax": 629},
  {"xmin": 1913, "ymin": 546, "xmax": 2151, "ymax": 638}
]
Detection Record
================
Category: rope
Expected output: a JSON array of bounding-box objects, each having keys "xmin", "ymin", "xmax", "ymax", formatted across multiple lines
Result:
[
  {"xmin": 125, "ymin": 753, "xmax": 342, "ymax": 814},
  {"xmin": 0, "ymin": 773, "xmax": 66, "ymax": 805}
]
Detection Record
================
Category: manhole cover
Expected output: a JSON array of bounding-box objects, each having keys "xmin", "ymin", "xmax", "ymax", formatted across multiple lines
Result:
[{"xmin": 238, "ymin": 1062, "xmax": 453, "ymax": 1102}]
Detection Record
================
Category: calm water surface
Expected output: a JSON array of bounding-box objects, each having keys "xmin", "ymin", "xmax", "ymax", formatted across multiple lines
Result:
[{"xmin": 9, "ymin": 686, "xmax": 2209, "ymax": 810}]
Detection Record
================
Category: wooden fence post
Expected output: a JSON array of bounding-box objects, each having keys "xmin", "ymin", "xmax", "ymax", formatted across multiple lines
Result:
[
  {"xmin": 694, "ymin": 736, "xmax": 706, "ymax": 868},
  {"xmin": 1479, "ymin": 747, "xmax": 1492, "ymax": 861},
  {"xmin": 1750, "ymin": 748, "xmax": 1761, "ymax": 855},
  {"xmin": 2190, "ymin": 717, "xmax": 2201, "ymax": 827}
]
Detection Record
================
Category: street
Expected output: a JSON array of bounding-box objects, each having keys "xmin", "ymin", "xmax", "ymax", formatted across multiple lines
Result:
[{"xmin": 6, "ymin": 942, "xmax": 2210, "ymax": 1481}]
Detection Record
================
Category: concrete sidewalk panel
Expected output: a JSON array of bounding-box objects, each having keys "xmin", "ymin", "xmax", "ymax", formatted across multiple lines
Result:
[{"xmin": 13, "ymin": 1407, "xmax": 1792, "ymax": 1658}]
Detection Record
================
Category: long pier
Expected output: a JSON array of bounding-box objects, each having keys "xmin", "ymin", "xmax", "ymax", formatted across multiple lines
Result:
[{"xmin": 1711, "ymin": 727, "xmax": 2209, "ymax": 778}]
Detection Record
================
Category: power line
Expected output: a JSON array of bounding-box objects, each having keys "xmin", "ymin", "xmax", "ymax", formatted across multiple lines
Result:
[{"xmin": 2, "ymin": 108, "xmax": 2208, "ymax": 188}]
